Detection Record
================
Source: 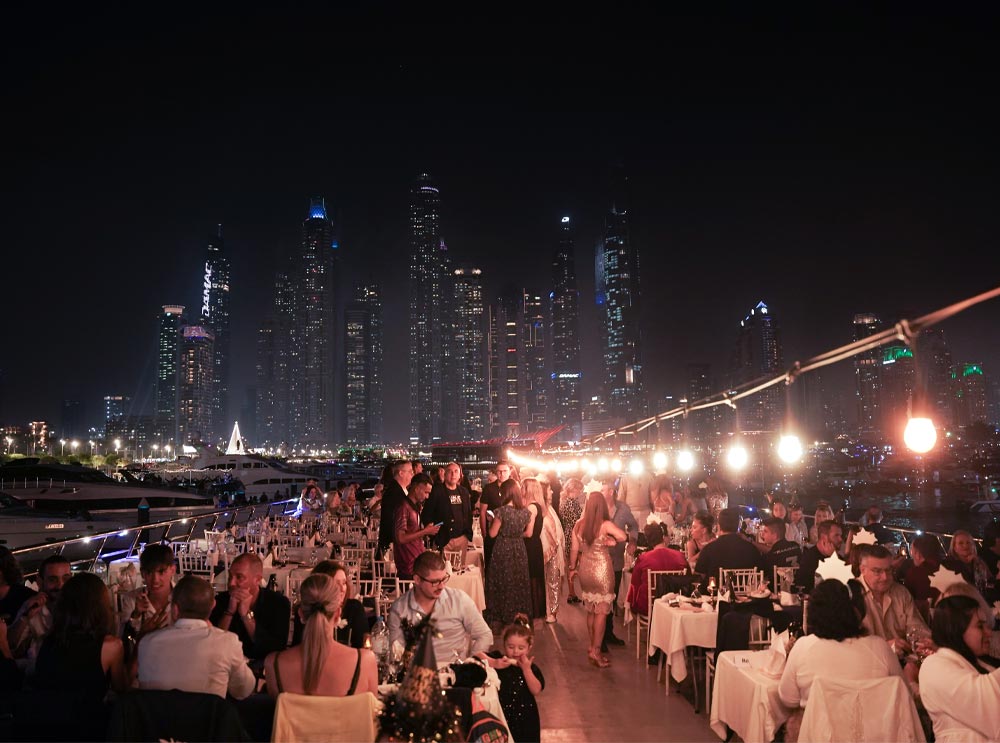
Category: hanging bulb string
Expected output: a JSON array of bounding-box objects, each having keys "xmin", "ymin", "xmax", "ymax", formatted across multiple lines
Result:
[{"xmin": 585, "ymin": 282, "xmax": 1000, "ymax": 447}]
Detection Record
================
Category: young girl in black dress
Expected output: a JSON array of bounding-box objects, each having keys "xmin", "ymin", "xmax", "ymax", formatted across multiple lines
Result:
[{"xmin": 488, "ymin": 613, "xmax": 544, "ymax": 742}]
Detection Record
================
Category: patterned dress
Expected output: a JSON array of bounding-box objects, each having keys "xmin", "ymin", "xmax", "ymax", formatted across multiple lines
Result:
[
  {"xmin": 559, "ymin": 497, "xmax": 583, "ymax": 560},
  {"xmin": 486, "ymin": 506, "xmax": 532, "ymax": 626}
]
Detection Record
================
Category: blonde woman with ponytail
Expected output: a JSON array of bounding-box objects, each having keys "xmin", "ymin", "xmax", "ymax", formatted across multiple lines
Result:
[{"xmin": 264, "ymin": 574, "xmax": 378, "ymax": 697}]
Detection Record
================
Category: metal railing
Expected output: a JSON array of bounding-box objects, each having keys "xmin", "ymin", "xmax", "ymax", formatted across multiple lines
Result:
[{"xmin": 11, "ymin": 498, "xmax": 299, "ymax": 578}]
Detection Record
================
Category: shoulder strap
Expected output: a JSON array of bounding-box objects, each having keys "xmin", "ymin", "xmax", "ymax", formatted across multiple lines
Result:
[
  {"xmin": 272, "ymin": 650, "xmax": 284, "ymax": 693},
  {"xmin": 347, "ymin": 649, "xmax": 362, "ymax": 695}
]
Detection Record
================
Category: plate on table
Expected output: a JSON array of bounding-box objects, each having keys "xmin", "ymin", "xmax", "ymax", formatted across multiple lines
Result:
[{"xmin": 749, "ymin": 590, "xmax": 772, "ymax": 599}]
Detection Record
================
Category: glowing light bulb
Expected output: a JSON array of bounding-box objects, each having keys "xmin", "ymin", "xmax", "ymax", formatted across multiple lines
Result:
[
  {"xmin": 611, "ymin": 458, "xmax": 622, "ymax": 472},
  {"xmin": 903, "ymin": 417, "xmax": 937, "ymax": 454},
  {"xmin": 777, "ymin": 435, "xmax": 803, "ymax": 464},
  {"xmin": 652, "ymin": 451, "xmax": 668, "ymax": 471},
  {"xmin": 677, "ymin": 450, "xmax": 695, "ymax": 472},
  {"xmin": 628, "ymin": 459, "xmax": 644, "ymax": 476},
  {"xmin": 597, "ymin": 458, "xmax": 609, "ymax": 473},
  {"xmin": 727, "ymin": 445, "xmax": 748, "ymax": 470}
]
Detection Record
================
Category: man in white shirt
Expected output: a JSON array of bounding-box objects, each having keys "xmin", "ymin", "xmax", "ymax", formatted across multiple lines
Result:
[
  {"xmin": 859, "ymin": 545, "xmax": 929, "ymax": 659},
  {"xmin": 388, "ymin": 551, "xmax": 494, "ymax": 666},
  {"xmin": 138, "ymin": 575, "xmax": 255, "ymax": 700}
]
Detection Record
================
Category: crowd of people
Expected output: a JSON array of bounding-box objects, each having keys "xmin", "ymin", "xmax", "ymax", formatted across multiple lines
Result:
[{"xmin": 2, "ymin": 457, "xmax": 1000, "ymax": 742}]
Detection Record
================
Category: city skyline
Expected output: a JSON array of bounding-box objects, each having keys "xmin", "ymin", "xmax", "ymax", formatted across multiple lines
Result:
[{"xmin": 5, "ymin": 9, "xmax": 1000, "ymax": 443}]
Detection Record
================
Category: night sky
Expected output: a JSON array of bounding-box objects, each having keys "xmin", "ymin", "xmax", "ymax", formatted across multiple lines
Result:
[{"xmin": 5, "ymin": 8, "xmax": 999, "ymax": 443}]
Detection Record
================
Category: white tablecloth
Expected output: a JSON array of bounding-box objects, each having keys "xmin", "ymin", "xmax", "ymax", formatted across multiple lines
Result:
[
  {"xmin": 709, "ymin": 650, "xmax": 791, "ymax": 743},
  {"xmin": 647, "ymin": 596, "xmax": 718, "ymax": 682},
  {"xmin": 450, "ymin": 565, "xmax": 486, "ymax": 611}
]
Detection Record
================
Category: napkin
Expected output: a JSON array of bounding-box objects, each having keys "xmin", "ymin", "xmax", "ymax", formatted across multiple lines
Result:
[
  {"xmin": 262, "ymin": 553, "xmax": 273, "ymax": 568},
  {"xmin": 304, "ymin": 533, "xmax": 316, "ymax": 547}
]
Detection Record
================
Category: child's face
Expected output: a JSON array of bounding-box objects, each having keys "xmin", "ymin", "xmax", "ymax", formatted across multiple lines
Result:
[{"xmin": 504, "ymin": 634, "xmax": 531, "ymax": 660}]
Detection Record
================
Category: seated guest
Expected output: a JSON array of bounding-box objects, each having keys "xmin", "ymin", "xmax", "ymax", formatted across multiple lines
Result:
[
  {"xmin": 389, "ymin": 551, "xmax": 495, "ymax": 666},
  {"xmin": 848, "ymin": 542, "xmax": 875, "ymax": 578},
  {"xmin": 7, "ymin": 555, "xmax": 71, "ymax": 661},
  {"xmin": 684, "ymin": 511, "xmax": 716, "ymax": 573},
  {"xmin": 943, "ymin": 529, "xmax": 994, "ymax": 600},
  {"xmin": 210, "ymin": 553, "xmax": 290, "ymax": 662},
  {"xmin": 779, "ymin": 578, "xmax": 902, "ymax": 708},
  {"xmin": 0, "ymin": 546, "xmax": 35, "ymax": 624},
  {"xmin": 903, "ymin": 534, "xmax": 945, "ymax": 605},
  {"xmin": 795, "ymin": 520, "xmax": 844, "ymax": 592},
  {"xmin": 758, "ymin": 517, "xmax": 802, "ymax": 589},
  {"xmin": 786, "ymin": 504, "xmax": 808, "ymax": 546},
  {"xmin": 627, "ymin": 523, "xmax": 688, "ymax": 617},
  {"xmin": 919, "ymin": 595, "xmax": 1000, "ymax": 742},
  {"xmin": 138, "ymin": 575, "xmax": 255, "ymax": 700},
  {"xmin": 119, "ymin": 543, "xmax": 176, "ymax": 639},
  {"xmin": 33, "ymin": 572, "xmax": 128, "ymax": 696},
  {"xmin": 694, "ymin": 508, "xmax": 763, "ymax": 591},
  {"xmin": 808, "ymin": 502, "xmax": 835, "ymax": 545},
  {"xmin": 859, "ymin": 545, "xmax": 929, "ymax": 660},
  {"xmin": 861, "ymin": 506, "xmax": 896, "ymax": 545},
  {"xmin": 264, "ymin": 573, "xmax": 377, "ymax": 697},
  {"xmin": 291, "ymin": 560, "xmax": 369, "ymax": 648},
  {"xmin": 0, "ymin": 614, "xmax": 20, "ymax": 693}
]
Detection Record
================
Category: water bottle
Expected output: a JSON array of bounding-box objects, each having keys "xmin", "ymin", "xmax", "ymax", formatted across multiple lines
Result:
[{"xmin": 370, "ymin": 615, "xmax": 390, "ymax": 681}]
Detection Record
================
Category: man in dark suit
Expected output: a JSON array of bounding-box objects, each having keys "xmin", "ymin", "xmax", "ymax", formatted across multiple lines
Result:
[
  {"xmin": 422, "ymin": 462, "xmax": 473, "ymax": 552},
  {"xmin": 479, "ymin": 461, "xmax": 513, "ymax": 571},
  {"xmin": 694, "ymin": 508, "xmax": 763, "ymax": 590},
  {"xmin": 377, "ymin": 460, "xmax": 414, "ymax": 556},
  {"xmin": 795, "ymin": 520, "xmax": 845, "ymax": 592}
]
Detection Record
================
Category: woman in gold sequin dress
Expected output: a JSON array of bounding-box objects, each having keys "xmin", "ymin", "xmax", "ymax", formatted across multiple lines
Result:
[{"xmin": 568, "ymin": 487, "xmax": 627, "ymax": 668}]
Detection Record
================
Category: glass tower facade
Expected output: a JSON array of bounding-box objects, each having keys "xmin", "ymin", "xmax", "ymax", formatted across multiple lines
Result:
[
  {"xmin": 853, "ymin": 313, "xmax": 883, "ymax": 437},
  {"xmin": 201, "ymin": 225, "xmax": 231, "ymax": 443},
  {"xmin": 733, "ymin": 301, "xmax": 784, "ymax": 432},
  {"xmin": 550, "ymin": 217, "xmax": 582, "ymax": 439},
  {"xmin": 408, "ymin": 174, "xmax": 449, "ymax": 445},
  {"xmin": 451, "ymin": 268, "xmax": 488, "ymax": 441},
  {"xmin": 178, "ymin": 325, "xmax": 215, "ymax": 443},
  {"xmin": 344, "ymin": 281, "xmax": 383, "ymax": 444},
  {"xmin": 155, "ymin": 304, "xmax": 184, "ymax": 445}
]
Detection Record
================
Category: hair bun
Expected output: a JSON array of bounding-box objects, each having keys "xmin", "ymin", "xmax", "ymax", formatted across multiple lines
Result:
[{"xmin": 513, "ymin": 613, "xmax": 530, "ymax": 628}]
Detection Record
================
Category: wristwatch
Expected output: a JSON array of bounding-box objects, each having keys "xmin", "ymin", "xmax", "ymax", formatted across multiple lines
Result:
[{"xmin": 243, "ymin": 610, "xmax": 255, "ymax": 622}]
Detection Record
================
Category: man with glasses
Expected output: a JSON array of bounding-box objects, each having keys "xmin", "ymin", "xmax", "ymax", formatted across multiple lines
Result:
[
  {"xmin": 387, "ymin": 552, "xmax": 493, "ymax": 665},
  {"xmin": 859, "ymin": 545, "xmax": 929, "ymax": 659}
]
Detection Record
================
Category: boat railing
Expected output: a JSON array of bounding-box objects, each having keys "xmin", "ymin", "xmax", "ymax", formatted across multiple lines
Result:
[{"xmin": 11, "ymin": 498, "xmax": 299, "ymax": 579}]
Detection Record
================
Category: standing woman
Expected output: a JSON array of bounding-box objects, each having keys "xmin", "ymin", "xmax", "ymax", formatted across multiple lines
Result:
[
  {"xmin": 535, "ymin": 479, "xmax": 565, "ymax": 624},
  {"xmin": 650, "ymin": 475, "xmax": 676, "ymax": 527},
  {"xmin": 568, "ymin": 491, "xmax": 627, "ymax": 668},
  {"xmin": 919, "ymin": 595, "xmax": 1000, "ymax": 741},
  {"xmin": 486, "ymin": 481, "xmax": 533, "ymax": 626},
  {"xmin": 672, "ymin": 485, "xmax": 695, "ymax": 526},
  {"xmin": 522, "ymin": 478, "xmax": 547, "ymax": 621}
]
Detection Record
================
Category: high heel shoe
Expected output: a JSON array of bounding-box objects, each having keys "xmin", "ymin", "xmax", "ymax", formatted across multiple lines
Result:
[{"xmin": 588, "ymin": 651, "xmax": 611, "ymax": 668}]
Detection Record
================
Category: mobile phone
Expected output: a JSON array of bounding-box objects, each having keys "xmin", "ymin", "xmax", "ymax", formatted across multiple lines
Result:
[
  {"xmin": 486, "ymin": 510, "xmax": 495, "ymax": 519},
  {"xmin": 434, "ymin": 521, "xmax": 444, "ymax": 527}
]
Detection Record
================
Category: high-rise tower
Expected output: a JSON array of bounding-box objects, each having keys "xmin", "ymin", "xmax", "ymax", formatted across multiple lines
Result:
[
  {"xmin": 408, "ymin": 174, "xmax": 449, "ymax": 445},
  {"xmin": 344, "ymin": 281, "xmax": 383, "ymax": 444},
  {"xmin": 201, "ymin": 225, "xmax": 231, "ymax": 443},
  {"xmin": 853, "ymin": 313, "xmax": 882, "ymax": 437},
  {"xmin": 550, "ymin": 216, "xmax": 582, "ymax": 439},
  {"xmin": 155, "ymin": 305, "xmax": 184, "ymax": 445},
  {"xmin": 598, "ymin": 172, "xmax": 644, "ymax": 422},
  {"xmin": 178, "ymin": 324, "xmax": 215, "ymax": 443},
  {"xmin": 291, "ymin": 198, "xmax": 336, "ymax": 447},
  {"xmin": 450, "ymin": 268, "xmax": 488, "ymax": 440},
  {"xmin": 733, "ymin": 301, "xmax": 784, "ymax": 432},
  {"xmin": 256, "ymin": 270, "xmax": 294, "ymax": 449},
  {"xmin": 521, "ymin": 290, "xmax": 548, "ymax": 429}
]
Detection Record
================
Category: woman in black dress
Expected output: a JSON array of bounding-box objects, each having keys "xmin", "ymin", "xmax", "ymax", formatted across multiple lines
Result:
[
  {"xmin": 486, "ymin": 481, "xmax": 533, "ymax": 626},
  {"xmin": 522, "ymin": 478, "xmax": 546, "ymax": 620}
]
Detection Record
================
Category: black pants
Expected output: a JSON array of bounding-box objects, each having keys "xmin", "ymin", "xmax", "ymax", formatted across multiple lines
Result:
[{"xmin": 604, "ymin": 569, "xmax": 623, "ymax": 641}]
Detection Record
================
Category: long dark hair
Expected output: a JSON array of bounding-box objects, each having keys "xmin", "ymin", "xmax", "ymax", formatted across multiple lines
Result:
[
  {"xmin": 809, "ymin": 579, "xmax": 867, "ymax": 641},
  {"xmin": 51, "ymin": 572, "xmax": 114, "ymax": 646},
  {"xmin": 578, "ymin": 491, "xmax": 611, "ymax": 546},
  {"xmin": 931, "ymin": 595, "xmax": 989, "ymax": 674}
]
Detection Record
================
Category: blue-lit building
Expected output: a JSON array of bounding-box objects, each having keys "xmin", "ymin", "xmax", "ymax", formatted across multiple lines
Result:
[{"xmin": 201, "ymin": 225, "xmax": 231, "ymax": 443}]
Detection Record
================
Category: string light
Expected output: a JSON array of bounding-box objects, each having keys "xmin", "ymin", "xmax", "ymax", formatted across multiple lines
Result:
[
  {"xmin": 628, "ymin": 458, "xmax": 644, "ymax": 476},
  {"xmin": 777, "ymin": 435, "xmax": 803, "ymax": 464},
  {"xmin": 652, "ymin": 451, "xmax": 668, "ymax": 471},
  {"xmin": 903, "ymin": 417, "xmax": 937, "ymax": 454},
  {"xmin": 677, "ymin": 450, "xmax": 695, "ymax": 472},
  {"xmin": 726, "ymin": 444, "xmax": 749, "ymax": 470}
]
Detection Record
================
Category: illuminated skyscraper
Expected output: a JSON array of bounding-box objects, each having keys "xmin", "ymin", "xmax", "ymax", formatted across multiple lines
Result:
[
  {"xmin": 550, "ymin": 216, "xmax": 582, "ymax": 439},
  {"xmin": 448, "ymin": 268, "xmax": 488, "ymax": 441},
  {"xmin": 853, "ymin": 313, "xmax": 882, "ymax": 437},
  {"xmin": 917, "ymin": 327, "xmax": 953, "ymax": 429},
  {"xmin": 200, "ymin": 225, "xmax": 231, "ymax": 442},
  {"xmin": 597, "ymin": 172, "xmax": 644, "ymax": 422},
  {"xmin": 490, "ymin": 287, "xmax": 522, "ymax": 438},
  {"xmin": 521, "ymin": 290, "xmax": 548, "ymax": 428},
  {"xmin": 733, "ymin": 301, "xmax": 784, "ymax": 432},
  {"xmin": 952, "ymin": 363, "xmax": 988, "ymax": 426},
  {"xmin": 256, "ymin": 270, "xmax": 294, "ymax": 449},
  {"xmin": 880, "ymin": 343, "xmax": 915, "ymax": 443},
  {"xmin": 408, "ymin": 174, "xmax": 449, "ymax": 445},
  {"xmin": 178, "ymin": 325, "xmax": 215, "ymax": 443},
  {"xmin": 344, "ymin": 281, "xmax": 383, "ymax": 444},
  {"xmin": 155, "ymin": 304, "xmax": 184, "ymax": 444},
  {"xmin": 290, "ymin": 197, "xmax": 336, "ymax": 447}
]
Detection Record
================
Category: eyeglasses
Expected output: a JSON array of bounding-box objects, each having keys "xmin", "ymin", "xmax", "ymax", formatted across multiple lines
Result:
[
  {"xmin": 417, "ymin": 573, "xmax": 450, "ymax": 587},
  {"xmin": 864, "ymin": 566, "xmax": 893, "ymax": 576}
]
